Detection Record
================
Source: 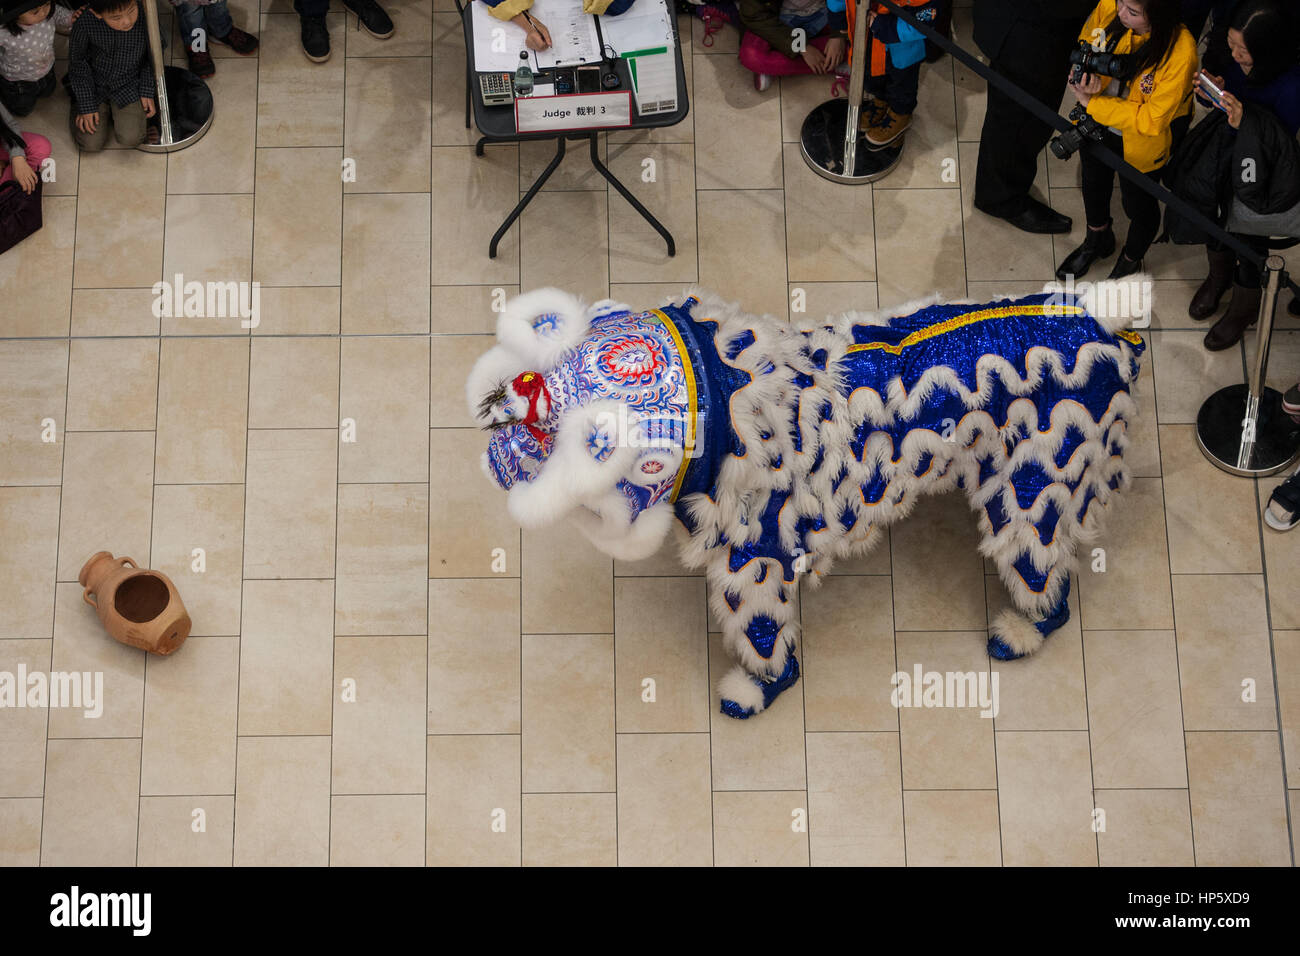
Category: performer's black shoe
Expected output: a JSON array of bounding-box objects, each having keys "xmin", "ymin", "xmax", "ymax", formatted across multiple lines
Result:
[
  {"xmin": 1056, "ymin": 224, "xmax": 1116, "ymax": 281},
  {"xmin": 976, "ymin": 197, "xmax": 1072, "ymax": 235}
]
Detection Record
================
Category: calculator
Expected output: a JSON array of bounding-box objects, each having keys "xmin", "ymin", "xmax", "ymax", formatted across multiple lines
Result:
[{"xmin": 479, "ymin": 73, "xmax": 515, "ymax": 106}]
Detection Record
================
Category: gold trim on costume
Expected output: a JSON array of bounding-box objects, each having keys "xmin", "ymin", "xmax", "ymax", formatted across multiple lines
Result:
[
  {"xmin": 845, "ymin": 304, "xmax": 1087, "ymax": 356},
  {"xmin": 650, "ymin": 309, "xmax": 699, "ymax": 503}
]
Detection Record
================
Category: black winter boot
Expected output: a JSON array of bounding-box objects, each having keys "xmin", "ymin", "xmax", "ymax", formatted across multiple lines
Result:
[
  {"xmin": 1204, "ymin": 282, "xmax": 1262, "ymax": 351},
  {"xmin": 1189, "ymin": 246, "xmax": 1236, "ymax": 320}
]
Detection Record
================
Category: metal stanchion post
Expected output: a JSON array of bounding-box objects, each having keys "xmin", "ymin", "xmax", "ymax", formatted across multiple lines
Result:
[
  {"xmin": 137, "ymin": 0, "xmax": 214, "ymax": 153},
  {"xmin": 799, "ymin": 1, "xmax": 903, "ymax": 183},
  {"xmin": 1196, "ymin": 255, "xmax": 1300, "ymax": 476}
]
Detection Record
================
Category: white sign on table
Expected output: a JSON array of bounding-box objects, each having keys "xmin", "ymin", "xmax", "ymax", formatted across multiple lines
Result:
[{"xmin": 515, "ymin": 92, "xmax": 633, "ymax": 133}]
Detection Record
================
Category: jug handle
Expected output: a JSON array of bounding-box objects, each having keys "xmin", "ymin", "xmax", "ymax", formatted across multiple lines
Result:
[{"xmin": 83, "ymin": 556, "xmax": 139, "ymax": 607}]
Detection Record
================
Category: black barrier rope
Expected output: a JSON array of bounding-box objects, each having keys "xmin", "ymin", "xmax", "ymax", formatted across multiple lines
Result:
[{"xmin": 871, "ymin": 0, "xmax": 1300, "ymax": 299}]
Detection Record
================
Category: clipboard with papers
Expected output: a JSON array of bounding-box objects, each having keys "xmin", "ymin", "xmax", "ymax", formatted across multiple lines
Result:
[
  {"xmin": 470, "ymin": 0, "xmax": 604, "ymax": 72},
  {"xmin": 470, "ymin": 0, "xmax": 678, "ymax": 71}
]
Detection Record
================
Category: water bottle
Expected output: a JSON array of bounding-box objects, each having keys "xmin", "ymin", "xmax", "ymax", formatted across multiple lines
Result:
[{"xmin": 514, "ymin": 51, "xmax": 534, "ymax": 96}]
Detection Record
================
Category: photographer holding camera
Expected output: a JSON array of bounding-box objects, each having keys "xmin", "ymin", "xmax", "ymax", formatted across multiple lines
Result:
[{"xmin": 1056, "ymin": 0, "xmax": 1198, "ymax": 281}]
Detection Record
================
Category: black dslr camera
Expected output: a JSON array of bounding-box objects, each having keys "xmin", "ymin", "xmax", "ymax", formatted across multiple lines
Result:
[
  {"xmin": 1068, "ymin": 43, "xmax": 1130, "ymax": 85},
  {"xmin": 1050, "ymin": 104, "xmax": 1108, "ymax": 160}
]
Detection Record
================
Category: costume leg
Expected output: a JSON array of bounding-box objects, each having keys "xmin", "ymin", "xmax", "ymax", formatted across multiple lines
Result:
[{"xmin": 711, "ymin": 549, "xmax": 802, "ymax": 719}]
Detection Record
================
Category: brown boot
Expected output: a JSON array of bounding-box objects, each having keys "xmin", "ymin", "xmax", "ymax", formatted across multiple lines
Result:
[
  {"xmin": 1188, "ymin": 246, "xmax": 1236, "ymax": 320},
  {"xmin": 856, "ymin": 96, "xmax": 887, "ymax": 134},
  {"xmin": 865, "ymin": 108, "xmax": 911, "ymax": 147},
  {"xmin": 1204, "ymin": 282, "xmax": 1262, "ymax": 351}
]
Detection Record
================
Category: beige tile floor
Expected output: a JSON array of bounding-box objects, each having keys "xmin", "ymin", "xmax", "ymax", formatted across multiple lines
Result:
[{"xmin": 1, "ymin": 0, "xmax": 1298, "ymax": 866}]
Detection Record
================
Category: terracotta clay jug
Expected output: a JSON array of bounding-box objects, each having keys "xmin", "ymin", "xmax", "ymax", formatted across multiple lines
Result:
[{"xmin": 79, "ymin": 552, "xmax": 191, "ymax": 655}]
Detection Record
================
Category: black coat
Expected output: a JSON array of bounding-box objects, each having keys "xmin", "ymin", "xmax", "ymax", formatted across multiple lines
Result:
[
  {"xmin": 972, "ymin": 0, "xmax": 1096, "ymax": 61},
  {"xmin": 1165, "ymin": 105, "xmax": 1300, "ymax": 243}
]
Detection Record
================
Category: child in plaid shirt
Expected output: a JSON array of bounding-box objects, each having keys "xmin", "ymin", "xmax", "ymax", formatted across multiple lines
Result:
[{"xmin": 67, "ymin": 0, "xmax": 154, "ymax": 151}]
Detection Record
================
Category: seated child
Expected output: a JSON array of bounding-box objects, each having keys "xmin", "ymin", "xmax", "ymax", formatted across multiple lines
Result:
[
  {"xmin": 1, "ymin": 95, "xmax": 50, "ymax": 191},
  {"xmin": 738, "ymin": 0, "xmax": 848, "ymax": 91},
  {"xmin": 67, "ymin": 0, "xmax": 154, "ymax": 151},
  {"xmin": 0, "ymin": 1, "xmax": 77, "ymax": 117},
  {"xmin": 172, "ymin": 0, "xmax": 259, "ymax": 80},
  {"xmin": 857, "ymin": 0, "xmax": 939, "ymax": 146}
]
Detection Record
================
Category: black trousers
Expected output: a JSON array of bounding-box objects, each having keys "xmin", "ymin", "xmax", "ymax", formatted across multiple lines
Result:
[
  {"xmin": 1080, "ymin": 130, "xmax": 1165, "ymax": 261},
  {"xmin": 0, "ymin": 68, "xmax": 56, "ymax": 118},
  {"xmin": 973, "ymin": 18, "xmax": 1084, "ymax": 217}
]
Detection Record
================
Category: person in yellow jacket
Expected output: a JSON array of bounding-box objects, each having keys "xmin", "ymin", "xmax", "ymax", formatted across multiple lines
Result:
[{"xmin": 1056, "ymin": 0, "xmax": 1197, "ymax": 281}]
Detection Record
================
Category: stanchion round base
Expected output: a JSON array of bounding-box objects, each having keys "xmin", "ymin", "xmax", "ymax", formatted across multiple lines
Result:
[
  {"xmin": 137, "ymin": 66, "xmax": 214, "ymax": 153},
  {"xmin": 799, "ymin": 100, "xmax": 903, "ymax": 184},
  {"xmin": 1196, "ymin": 383, "xmax": 1300, "ymax": 477}
]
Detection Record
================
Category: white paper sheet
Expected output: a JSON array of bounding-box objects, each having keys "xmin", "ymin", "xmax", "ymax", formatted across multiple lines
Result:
[
  {"xmin": 599, "ymin": 0, "xmax": 674, "ymax": 55},
  {"xmin": 470, "ymin": 2, "xmax": 532, "ymax": 73},
  {"xmin": 531, "ymin": 0, "xmax": 603, "ymax": 68}
]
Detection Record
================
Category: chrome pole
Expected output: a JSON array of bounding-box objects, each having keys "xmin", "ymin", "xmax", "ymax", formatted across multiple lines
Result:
[
  {"xmin": 799, "ymin": 1, "xmax": 903, "ymax": 184},
  {"xmin": 136, "ymin": 0, "xmax": 215, "ymax": 153},
  {"xmin": 1196, "ymin": 256, "xmax": 1300, "ymax": 476}
]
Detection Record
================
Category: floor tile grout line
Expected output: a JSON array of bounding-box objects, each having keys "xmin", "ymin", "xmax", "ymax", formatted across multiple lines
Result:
[
  {"xmin": 1249, "ymin": 470, "xmax": 1297, "ymax": 866},
  {"xmin": 38, "ymin": 279, "xmax": 76, "ymax": 866},
  {"xmin": 326, "ymin": 51, "xmax": 349, "ymax": 867}
]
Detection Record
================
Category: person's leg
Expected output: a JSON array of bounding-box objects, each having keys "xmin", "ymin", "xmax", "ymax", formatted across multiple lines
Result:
[
  {"xmin": 738, "ymin": 31, "xmax": 811, "ymax": 78},
  {"xmin": 35, "ymin": 68, "xmax": 55, "ymax": 100},
  {"xmin": 1205, "ymin": 234, "xmax": 1270, "ymax": 351},
  {"xmin": 1057, "ymin": 134, "xmax": 1120, "ymax": 280},
  {"xmin": 0, "ymin": 75, "xmax": 40, "ymax": 118},
  {"xmin": 175, "ymin": 1, "xmax": 205, "ymax": 48},
  {"xmin": 1079, "ymin": 138, "xmax": 1118, "ymax": 230},
  {"xmin": 203, "ymin": 0, "xmax": 236, "ymax": 38},
  {"xmin": 341, "ymin": 0, "xmax": 393, "ymax": 41},
  {"xmin": 1116, "ymin": 169, "xmax": 1162, "ymax": 260},
  {"xmin": 18, "ymin": 132, "xmax": 52, "ymax": 176},
  {"xmin": 110, "ymin": 100, "xmax": 147, "ymax": 148},
  {"xmin": 295, "ymin": 0, "xmax": 333, "ymax": 62},
  {"xmin": 71, "ymin": 103, "xmax": 111, "ymax": 152},
  {"xmin": 974, "ymin": 19, "xmax": 1078, "ymax": 225},
  {"xmin": 884, "ymin": 60, "xmax": 920, "ymax": 115},
  {"xmin": 1190, "ymin": 238, "xmax": 1237, "ymax": 319},
  {"xmin": 205, "ymin": 0, "xmax": 259, "ymax": 53},
  {"xmin": 864, "ymin": 60, "xmax": 918, "ymax": 146}
]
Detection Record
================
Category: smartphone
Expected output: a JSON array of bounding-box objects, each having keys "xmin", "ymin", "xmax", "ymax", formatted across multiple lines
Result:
[
  {"xmin": 1198, "ymin": 70, "xmax": 1227, "ymax": 111},
  {"xmin": 577, "ymin": 67, "xmax": 601, "ymax": 94}
]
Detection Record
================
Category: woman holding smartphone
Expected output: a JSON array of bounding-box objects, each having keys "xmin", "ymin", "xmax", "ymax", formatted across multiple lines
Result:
[
  {"xmin": 1055, "ymin": 0, "xmax": 1198, "ymax": 282},
  {"xmin": 1187, "ymin": 0, "xmax": 1300, "ymax": 348}
]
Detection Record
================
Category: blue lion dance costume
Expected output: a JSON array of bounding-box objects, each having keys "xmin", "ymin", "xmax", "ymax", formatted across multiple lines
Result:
[{"xmin": 467, "ymin": 285, "xmax": 1146, "ymax": 718}]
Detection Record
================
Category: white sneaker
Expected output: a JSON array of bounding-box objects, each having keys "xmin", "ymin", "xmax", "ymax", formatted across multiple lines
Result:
[{"xmin": 754, "ymin": 72, "xmax": 771, "ymax": 92}]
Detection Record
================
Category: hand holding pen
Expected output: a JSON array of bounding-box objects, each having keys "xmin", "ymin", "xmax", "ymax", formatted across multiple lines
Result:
[{"xmin": 513, "ymin": 11, "xmax": 552, "ymax": 51}]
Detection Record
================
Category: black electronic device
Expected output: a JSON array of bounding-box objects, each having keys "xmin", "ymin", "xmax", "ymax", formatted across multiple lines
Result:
[
  {"xmin": 577, "ymin": 66, "xmax": 601, "ymax": 93},
  {"xmin": 1049, "ymin": 103, "xmax": 1109, "ymax": 160},
  {"xmin": 1068, "ymin": 44, "xmax": 1130, "ymax": 86}
]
